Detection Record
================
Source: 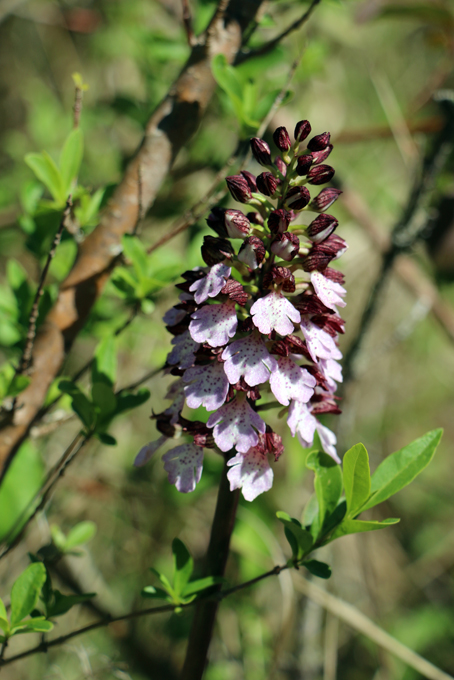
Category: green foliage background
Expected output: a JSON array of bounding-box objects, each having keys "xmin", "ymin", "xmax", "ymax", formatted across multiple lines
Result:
[{"xmin": 0, "ymin": 0, "xmax": 453, "ymax": 678}]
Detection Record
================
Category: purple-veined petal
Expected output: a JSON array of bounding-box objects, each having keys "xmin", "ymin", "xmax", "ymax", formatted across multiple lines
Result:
[
  {"xmin": 269, "ymin": 356, "xmax": 316, "ymax": 406},
  {"xmin": 189, "ymin": 263, "xmax": 231, "ymax": 304},
  {"xmin": 162, "ymin": 443, "xmax": 203, "ymax": 493},
  {"xmin": 183, "ymin": 362, "xmax": 229, "ymax": 411},
  {"xmin": 164, "ymin": 379, "xmax": 186, "ymax": 424},
  {"xmin": 134, "ymin": 435, "xmax": 167, "ymax": 467},
  {"xmin": 221, "ymin": 333, "xmax": 277, "ymax": 386},
  {"xmin": 300, "ymin": 319, "xmax": 342, "ymax": 362},
  {"xmin": 207, "ymin": 394, "xmax": 266, "ymax": 453},
  {"xmin": 318, "ymin": 358, "xmax": 343, "ymax": 391},
  {"xmin": 250, "ymin": 291, "xmax": 301, "ymax": 336},
  {"xmin": 189, "ymin": 301, "xmax": 238, "ymax": 347},
  {"xmin": 167, "ymin": 330, "xmax": 200, "ymax": 369},
  {"xmin": 311, "ymin": 271, "xmax": 346, "ymax": 311},
  {"xmin": 227, "ymin": 449, "xmax": 274, "ymax": 501}
]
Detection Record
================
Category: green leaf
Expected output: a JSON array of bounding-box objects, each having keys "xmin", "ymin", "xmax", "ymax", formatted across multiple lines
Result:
[
  {"xmin": 150, "ymin": 568, "xmax": 175, "ymax": 597},
  {"xmin": 172, "ymin": 539, "xmax": 193, "ymax": 596},
  {"xmin": 0, "ymin": 618, "xmax": 9, "ymax": 636},
  {"xmin": 97, "ymin": 433, "xmax": 117, "ymax": 446},
  {"xmin": 11, "ymin": 617, "xmax": 54, "ymax": 635},
  {"xmin": 0, "ymin": 598, "xmax": 7, "ymax": 621},
  {"xmin": 111, "ymin": 268, "xmax": 138, "ymax": 297},
  {"xmin": 7, "ymin": 375, "xmax": 31, "ymax": 398},
  {"xmin": 306, "ymin": 452, "xmax": 343, "ymax": 536},
  {"xmin": 60, "ymin": 128, "xmax": 84, "ymax": 193},
  {"xmin": 114, "ymin": 389, "xmax": 150, "ymax": 416},
  {"xmin": 25, "ymin": 152, "xmax": 66, "ymax": 205},
  {"xmin": 361, "ymin": 429, "xmax": 443, "ymax": 512},
  {"xmin": 10, "ymin": 563, "xmax": 47, "ymax": 626},
  {"xmin": 47, "ymin": 591, "xmax": 95, "ymax": 618},
  {"xmin": 92, "ymin": 336, "xmax": 117, "ymax": 386},
  {"xmin": 304, "ymin": 559, "xmax": 331, "ymax": 579},
  {"xmin": 122, "ymin": 234, "xmax": 148, "ymax": 279},
  {"xmin": 330, "ymin": 518, "xmax": 400, "ymax": 540},
  {"xmin": 141, "ymin": 586, "xmax": 169, "ymax": 600},
  {"xmin": 182, "ymin": 576, "xmax": 225, "ymax": 596},
  {"xmin": 343, "ymin": 443, "xmax": 370, "ymax": 517},
  {"xmin": 64, "ymin": 521, "xmax": 96, "ymax": 550},
  {"xmin": 50, "ymin": 525, "xmax": 67, "ymax": 551},
  {"xmin": 276, "ymin": 511, "xmax": 313, "ymax": 560},
  {"xmin": 58, "ymin": 380, "xmax": 95, "ymax": 429},
  {"xmin": 92, "ymin": 382, "xmax": 117, "ymax": 418},
  {"xmin": 211, "ymin": 54, "xmax": 246, "ymax": 127}
]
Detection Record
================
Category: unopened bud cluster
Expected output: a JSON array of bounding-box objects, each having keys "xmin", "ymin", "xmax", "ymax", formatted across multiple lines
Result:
[{"xmin": 136, "ymin": 120, "xmax": 346, "ymax": 501}]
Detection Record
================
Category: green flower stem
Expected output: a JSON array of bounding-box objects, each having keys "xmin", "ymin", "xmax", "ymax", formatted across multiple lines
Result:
[{"xmin": 180, "ymin": 457, "xmax": 240, "ymax": 680}]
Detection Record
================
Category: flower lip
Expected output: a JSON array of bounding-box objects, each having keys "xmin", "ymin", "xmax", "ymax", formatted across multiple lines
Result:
[{"xmin": 270, "ymin": 232, "xmax": 300, "ymax": 262}]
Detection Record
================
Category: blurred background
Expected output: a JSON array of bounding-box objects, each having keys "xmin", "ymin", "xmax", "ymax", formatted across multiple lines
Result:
[{"xmin": 0, "ymin": 0, "xmax": 454, "ymax": 678}]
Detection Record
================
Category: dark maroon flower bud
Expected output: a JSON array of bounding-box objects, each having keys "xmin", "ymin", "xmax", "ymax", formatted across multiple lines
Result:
[
  {"xmin": 233, "ymin": 377, "xmax": 261, "ymax": 401},
  {"xmin": 206, "ymin": 207, "xmax": 228, "ymax": 237},
  {"xmin": 238, "ymin": 316, "xmax": 255, "ymax": 333},
  {"xmin": 311, "ymin": 400, "xmax": 341, "ymax": 415},
  {"xmin": 221, "ymin": 278, "xmax": 249, "ymax": 306},
  {"xmin": 302, "ymin": 250, "xmax": 332, "ymax": 271},
  {"xmin": 224, "ymin": 209, "xmax": 251, "ymax": 239},
  {"xmin": 307, "ymin": 214, "xmax": 338, "ymax": 243},
  {"xmin": 273, "ymin": 126, "xmax": 291, "ymax": 152},
  {"xmin": 307, "ymin": 132, "xmax": 331, "ymax": 151},
  {"xmin": 309, "ymin": 188, "xmax": 342, "ymax": 212},
  {"xmin": 320, "ymin": 234, "xmax": 347, "ymax": 259},
  {"xmin": 241, "ymin": 170, "xmax": 257, "ymax": 192},
  {"xmin": 307, "ymin": 164, "xmax": 335, "ymax": 185},
  {"xmin": 285, "ymin": 334, "xmax": 312, "ymax": 361},
  {"xmin": 155, "ymin": 414, "xmax": 176, "ymax": 438},
  {"xmin": 312, "ymin": 314, "xmax": 345, "ymax": 336},
  {"xmin": 323, "ymin": 267, "xmax": 345, "ymax": 284},
  {"xmin": 201, "ymin": 235, "xmax": 234, "ymax": 265},
  {"xmin": 256, "ymin": 172, "xmax": 280, "ymax": 196},
  {"xmin": 268, "ymin": 208, "xmax": 291, "ymax": 234},
  {"xmin": 193, "ymin": 432, "xmax": 215, "ymax": 448},
  {"xmin": 306, "ymin": 364, "xmax": 330, "ymax": 391},
  {"xmin": 284, "ymin": 185, "xmax": 311, "ymax": 211},
  {"xmin": 303, "ymin": 235, "xmax": 347, "ymax": 271},
  {"xmin": 271, "ymin": 232, "xmax": 300, "ymax": 261},
  {"xmin": 295, "ymin": 295, "xmax": 331, "ymax": 316},
  {"xmin": 274, "ymin": 156, "xmax": 287, "ymax": 177},
  {"xmin": 271, "ymin": 340, "xmax": 289, "ymax": 357},
  {"xmin": 181, "ymin": 269, "xmax": 205, "ymax": 283},
  {"xmin": 296, "ymin": 153, "xmax": 314, "ymax": 176},
  {"xmin": 238, "ymin": 235, "xmax": 266, "ymax": 269},
  {"xmin": 226, "ymin": 175, "xmax": 252, "ymax": 203},
  {"xmin": 250, "ymin": 137, "xmax": 272, "ymax": 166},
  {"xmin": 294, "ymin": 119, "xmax": 311, "ymax": 142},
  {"xmin": 263, "ymin": 265, "xmax": 295, "ymax": 292},
  {"xmin": 311, "ymin": 144, "xmax": 333, "ymax": 165},
  {"xmin": 246, "ymin": 211, "xmax": 264, "ymax": 226},
  {"xmin": 264, "ymin": 427, "xmax": 284, "ymax": 461}
]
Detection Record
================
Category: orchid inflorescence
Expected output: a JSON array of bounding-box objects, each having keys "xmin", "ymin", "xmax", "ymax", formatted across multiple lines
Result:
[{"xmin": 135, "ymin": 120, "xmax": 346, "ymax": 501}]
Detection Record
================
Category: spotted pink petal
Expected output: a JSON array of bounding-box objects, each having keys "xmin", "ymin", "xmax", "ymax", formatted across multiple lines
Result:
[
  {"xmin": 250, "ymin": 291, "xmax": 301, "ymax": 336},
  {"xmin": 189, "ymin": 301, "xmax": 238, "ymax": 347},
  {"xmin": 287, "ymin": 400, "xmax": 317, "ymax": 444},
  {"xmin": 164, "ymin": 379, "xmax": 186, "ymax": 424},
  {"xmin": 183, "ymin": 362, "xmax": 229, "ymax": 411},
  {"xmin": 207, "ymin": 395, "xmax": 266, "ymax": 453},
  {"xmin": 189, "ymin": 263, "xmax": 231, "ymax": 304},
  {"xmin": 300, "ymin": 319, "xmax": 342, "ymax": 362},
  {"xmin": 162, "ymin": 443, "xmax": 203, "ymax": 493},
  {"xmin": 134, "ymin": 435, "xmax": 167, "ymax": 467},
  {"xmin": 316, "ymin": 422, "xmax": 340, "ymax": 463},
  {"xmin": 167, "ymin": 330, "xmax": 200, "ymax": 369},
  {"xmin": 227, "ymin": 449, "xmax": 274, "ymax": 501},
  {"xmin": 318, "ymin": 358, "xmax": 343, "ymax": 391},
  {"xmin": 269, "ymin": 356, "xmax": 316, "ymax": 406},
  {"xmin": 311, "ymin": 271, "xmax": 346, "ymax": 310},
  {"xmin": 221, "ymin": 333, "xmax": 277, "ymax": 386}
]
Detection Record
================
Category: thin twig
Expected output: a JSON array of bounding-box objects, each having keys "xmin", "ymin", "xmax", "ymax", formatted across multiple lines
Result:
[
  {"xmin": 16, "ymin": 198, "xmax": 72, "ymax": 378},
  {"xmin": 181, "ymin": 0, "xmax": 196, "ymax": 46},
  {"xmin": 343, "ymin": 95, "xmax": 454, "ymax": 384},
  {"xmin": 73, "ymin": 86, "xmax": 83, "ymax": 129},
  {"xmin": 2, "ymin": 564, "xmax": 453, "ymax": 680},
  {"xmin": 0, "ymin": 432, "xmax": 89, "ymax": 560},
  {"xmin": 235, "ymin": 0, "xmax": 321, "ymax": 65}
]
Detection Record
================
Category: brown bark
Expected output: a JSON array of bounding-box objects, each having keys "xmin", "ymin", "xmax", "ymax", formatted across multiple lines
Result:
[{"xmin": 0, "ymin": 0, "xmax": 264, "ymax": 479}]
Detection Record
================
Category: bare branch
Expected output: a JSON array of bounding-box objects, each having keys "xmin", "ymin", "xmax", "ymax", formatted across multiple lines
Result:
[
  {"xmin": 235, "ymin": 0, "xmax": 321, "ymax": 65},
  {"xmin": 0, "ymin": 0, "xmax": 265, "ymax": 480},
  {"xmin": 182, "ymin": 0, "xmax": 196, "ymax": 46}
]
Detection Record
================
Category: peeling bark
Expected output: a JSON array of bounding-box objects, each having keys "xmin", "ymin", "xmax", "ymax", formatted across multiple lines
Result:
[{"xmin": 0, "ymin": 0, "xmax": 264, "ymax": 479}]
